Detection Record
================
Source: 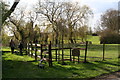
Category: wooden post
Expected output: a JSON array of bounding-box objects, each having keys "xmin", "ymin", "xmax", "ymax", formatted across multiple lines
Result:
[
  {"xmin": 78, "ymin": 49, "xmax": 80, "ymax": 63},
  {"xmin": 28, "ymin": 43, "xmax": 30, "ymax": 56},
  {"xmin": 40, "ymin": 44, "xmax": 43, "ymax": 59},
  {"xmin": 49, "ymin": 41, "xmax": 52, "ymax": 67},
  {"xmin": 55, "ymin": 49, "xmax": 57, "ymax": 61},
  {"xmin": 35, "ymin": 41, "xmax": 37, "ymax": 61},
  {"xmin": 58, "ymin": 40, "xmax": 60, "ymax": 62},
  {"xmin": 78, "ymin": 56, "xmax": 79, "ymax": 63},
  {"xmin": 62, "ymin": 41, "xmax": 64, "ymax": 63},
  {"xmin": 30, "ymin": 42, "xmax": 33, "ymax": 57},
  {"xmin": 73, "ymin": 56, "xmax": 75, "ymax": 63},
  {"xmin": 70, "ymin": 48, "xmax": 72, "ymax": 61},
  {"xmin": 25, "ymin": 43, "xmax": 28, "ymax": 55},
  {"xmin": 84, "ymin": 41, "xmax": 88, "ymax": 63},
  {"xmin": 103, "ymin": 44, "xmax": 105, "ymax": 61},
  {"xmin": 118, "ymin": 44, "xmax": 120, "ymax": 66},
  {"xmin": 26, "ymin": 43, "xmax": 28, "ymax": 55},
  {"xmin": 55, "ymin": 39, "xmax": 58, "ymax": 61}
]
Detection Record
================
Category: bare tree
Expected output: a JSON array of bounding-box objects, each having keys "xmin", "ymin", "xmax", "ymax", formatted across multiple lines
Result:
[
  {"xmin": 101, "ymin": 9, "xmax": 119, "ymax": 32},
  {"xmin": 36, "ymin": 1, "xmax": 65, "ymax": 44},
  {"xmin": 63, "ymin": 3, "xmax": 93, "ymax": 43},
  {"xmin": 36, "ymin": 1, "xmax": 93, "ymax": 43}
]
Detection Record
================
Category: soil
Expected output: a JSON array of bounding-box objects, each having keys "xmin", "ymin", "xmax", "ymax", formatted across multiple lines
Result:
[{"xmin": 90, "ymin": 70, "xmax": 120, "ymax": 80}]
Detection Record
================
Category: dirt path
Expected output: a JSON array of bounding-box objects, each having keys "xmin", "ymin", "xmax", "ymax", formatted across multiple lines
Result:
[{"xmin": 90, "ymin": 70, "xmax": 120, "ymax": 80}]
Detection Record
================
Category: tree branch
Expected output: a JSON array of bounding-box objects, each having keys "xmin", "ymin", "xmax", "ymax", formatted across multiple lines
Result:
[{"xmin": 2, "ymin": 0, "xmax": 20, "ymax": 24}]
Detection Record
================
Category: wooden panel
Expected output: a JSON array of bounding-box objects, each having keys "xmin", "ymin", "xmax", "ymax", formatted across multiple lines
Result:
[{"xmin": 72, "ymin": 49, "xmax": 80, "ymax": 56}]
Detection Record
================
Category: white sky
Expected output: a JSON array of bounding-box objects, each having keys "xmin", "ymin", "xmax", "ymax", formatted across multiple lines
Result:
[{"xmin": 4, "ymin": 0, "xmax": 119, "ymax": 30}]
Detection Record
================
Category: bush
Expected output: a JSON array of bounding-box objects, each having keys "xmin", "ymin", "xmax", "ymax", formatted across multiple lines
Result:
[
  {"xmin": 92, "ymin": 33, "xmax": 98, "ymax": 36},
  {"xmin": 2, "ymin": 33, "xmax": 11, "ymax": 46},
  {"xmin": 100, "ymin": 29, "xmax": 120, "ymax": 44}
]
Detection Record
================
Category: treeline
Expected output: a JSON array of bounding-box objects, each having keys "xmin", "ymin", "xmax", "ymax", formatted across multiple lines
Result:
[{"xmin": 2, "ymin": 1, "xmax": 93, "ymax": 47}]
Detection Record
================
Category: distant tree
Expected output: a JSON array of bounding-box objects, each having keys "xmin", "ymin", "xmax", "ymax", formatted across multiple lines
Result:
[
  {"xmin": 36, "ymin": 1, "xmax": 93, "ymax": 43},
  {"xmin": 36, "ymin": 1, "xmax": 65, "ymax": 44},
  {"xmin": 100, "ymin": 29, "xmax": 120, "ymax": 44},
  {"xmin": 99, "ymin": 9, "xmax": 120, "ymax": 44},
  {"xmin": 77, "ymin": 25, "xmax": 88, "ymax": 42},
  {"xmin": 62, "ymin": 3, "xmax": 93, "ymax": 43},
  {"xmin": 87, "ymin": 27, "xmax": 93, "ymax": 35},
  {"xmin": 101, "ymin": 9, "xmax": 119, "ymax": 32}
]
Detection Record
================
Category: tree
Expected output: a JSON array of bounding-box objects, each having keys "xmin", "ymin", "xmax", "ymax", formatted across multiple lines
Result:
[
  {"xmin": 101, "ymin": 9, "xmax": 119, "ymax": 32},
  {"xmin": 77, "ymin": 25, "xmax": 88, "ymax": 42},
  {"xmin": 36, "ymin": 1, "xmax": 68, "ymax": 44},
  {"xmin": 7, "ymin": 7, "xmax": 42, "ymax": 49},
  {"xmin": 100, "ymin": 29, "xmax": 120, "ymax": 44},
  {"xmin": 63, "ymin": 3, "xmax": 93, "ymax": 43},
  {"xmin": 36, "ymin": 1, "xmax": 93, "ymax": 43},
  {"xmin": 99, "ymin": 9, "xmax": 120, "ymax": 44},
  {"xmin": 0, "ymin": 0, "xmax": 20, "ymax": 45},
  {"xmin": 0, "ymin": 1, "xmax": 9, "ymax": 33},
  {"xmin": 1, "ymin": 27, "xmax": 11, "ymax": 46},
  {"xmin": 2, "ymin": 0, "xmax": 20, "ymax": 25}
]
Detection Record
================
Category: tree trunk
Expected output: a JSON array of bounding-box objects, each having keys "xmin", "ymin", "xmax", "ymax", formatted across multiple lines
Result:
[
  {"xmin": 55, "ymin": 32, "xmax": 59, "ymax": 45},
  {"xmin": 69, "ymin": 32, "xmax": 74, "ymax": 43}
]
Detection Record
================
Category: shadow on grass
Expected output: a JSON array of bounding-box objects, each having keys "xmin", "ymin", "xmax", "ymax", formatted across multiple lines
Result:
[
  {"xmin": 81, "ymin": 61, "xmax": 120, "ymax": 79},
  {"xmin": 2, "ymin": 52, "xmax": 120, "ymax": 79}
]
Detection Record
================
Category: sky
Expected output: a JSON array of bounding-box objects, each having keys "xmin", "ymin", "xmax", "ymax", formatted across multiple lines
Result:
[{"xmin": 4, "ymin": 0, "xmax": 119, "ymax": 30}]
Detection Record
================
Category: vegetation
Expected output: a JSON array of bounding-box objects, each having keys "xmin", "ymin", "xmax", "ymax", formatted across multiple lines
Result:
[
  {"xmin": 2, "ymin": 36, "xmax": 120, "ymax": 78},
  {"xmin": 96, "ymin": 9, "xmax": 120, "ymax": 44},
  {"xmin": 1, "ymin": 0, "xmax": 20, "ymax": 25},
  {"xmin": 2, "ymin": 1, "xmax": 93, "ymax": 48},
  {"xmin": 101, "ymin": 9, "xmax": 119, "ymax": 32},
  {"xmin": 100, "ymin": 29, "xmax": 120, "ymax": 44},
  {"xmin": 1, "ymin": 0, "xmax": 120, "ymax": 79}
]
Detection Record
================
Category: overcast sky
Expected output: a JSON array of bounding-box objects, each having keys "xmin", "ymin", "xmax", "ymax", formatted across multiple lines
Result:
[{"xmin": 4, "ymin": 0, "xmax": 119, "ymax": 30}]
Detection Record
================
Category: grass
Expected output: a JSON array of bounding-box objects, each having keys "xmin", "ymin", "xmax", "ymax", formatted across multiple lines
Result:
[
  {"xmin": 2, "ymin": 53, "xmax": 120, "ymax": 78},
  {"xmin": 2, "ymin": 47, "xmax": 11, "ymax": 51},
  {"xmin": 87, "ymin": 36, "xmax": 100, "ymax": 44},
  {"xmin": 2, "ymin": 36, "xmax": 120, "ymax": 78}
]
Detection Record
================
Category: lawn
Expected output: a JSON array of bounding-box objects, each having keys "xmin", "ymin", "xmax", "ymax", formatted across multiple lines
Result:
[
  {"xmin": 2, "ymin": 52, "xmax": 120, "ymax": 78},
  {"xmin": 2, "ymin": 36, "xmax": 120, "ymax": 79}
]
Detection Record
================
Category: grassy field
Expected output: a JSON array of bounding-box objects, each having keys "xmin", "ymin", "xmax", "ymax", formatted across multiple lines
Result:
[{"xmin": 2, "ymin": 36, "xmax": 120, "ymax": 79}]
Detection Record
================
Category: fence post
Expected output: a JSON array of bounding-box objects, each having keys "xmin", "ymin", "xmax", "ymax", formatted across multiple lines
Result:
[
  {"xmin": 62, "ymin": 41, "xmax": 64, "ymax": 63},
  {"xmin": 56, "ymin": 49, "xmax": 57, "ymax": 61},
  {"xmin": 70, "ymin": 48, "xmax": 72, "ymax": 61},
  {"xmin": 84, "ymin": 41, "xmax": 88, "ymax": 63},
  {"xmin": 49, "ymin": 41, "xmax": 52, "ymax": 67},
  {"xmin": 78, "ymin": 56, "xmax": 80, "ymax": 63},
  {"xmin": 103, "ymin": 44, "xmax": 105, "ymax": 61},
  {"xmin": 30, "ymin": 42, "xmax": 33, "ymax": 57},
  {"xmin": 35, "ymin": 41, "xmax": 37, "ymax": 61},
  {"xmin": 40, "ymin": 44, "xmax": 43, "ymax": 59},
  {"xmin": 28, "ymin": 43, "xmax": 30, "ymax": 56}
]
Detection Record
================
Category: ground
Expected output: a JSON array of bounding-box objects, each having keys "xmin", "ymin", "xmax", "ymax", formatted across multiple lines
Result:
[
  {"xmin": 2, "ymin": 36, "xmax": 120, "ymax": 79},
  {"xmin": 91, "ymin": 70, "xmax": 120, "ymax": 80}
]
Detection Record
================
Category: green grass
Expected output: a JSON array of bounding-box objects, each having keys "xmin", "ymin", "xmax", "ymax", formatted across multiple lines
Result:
[
  {"xmin": 2, "ymin": 47, "xmax": 11, "ymax": 51},
  {"xmin": 87, "ymin": 36, "xmax": 100, "ymax": 44},
  {"xmin": 2, "ymin": 52, "xmax": 120, "ymax": 78},
  {"xmin": 2, "ymin": 36, "xmax": 120, "ymax": 78}
]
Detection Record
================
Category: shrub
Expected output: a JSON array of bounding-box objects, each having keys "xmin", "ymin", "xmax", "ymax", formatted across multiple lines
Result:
[
  {"xmin": 92, "ymin": 33, "xmax": 98, "ymax": 36},
  {"xmin": 100, "ymin": 29, "xmax": 120, "ymax": 44}
]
